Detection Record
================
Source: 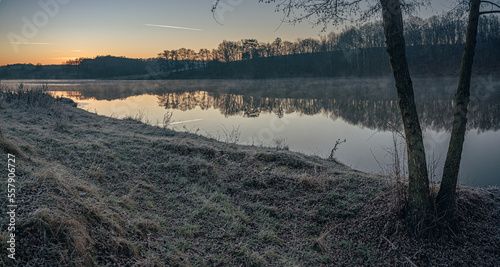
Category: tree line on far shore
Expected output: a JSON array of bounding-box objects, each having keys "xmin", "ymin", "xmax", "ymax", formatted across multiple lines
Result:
[
  {"xmin": 0, "ymin": 13, "xmax": 498, "ymax": 79},
  {"xmin": 160, "ymin": 13, "xmax": 500, "ymax": 77},
  {"xmin": 163, "ymin": 14, "xmax": 499, "ymax": 64}
]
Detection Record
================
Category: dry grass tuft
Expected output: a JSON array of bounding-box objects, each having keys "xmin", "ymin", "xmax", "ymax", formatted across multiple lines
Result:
[
  {"xmin": 110, "ymin": 236, "xmax": 139, "ymax": 257},
  {"xmin": 297, "ymin": 172, "xmax": 325, "ymax": 188},
  {"xmin": 0, "ymin": 127, "xmax": 23, "ymax": 157},
  {"xmin": 38, "ymin": 166, "xmax": 75, "ymax": 197},
  {"xmin": 0, "ymin": 137, "xmax": 23, "ymax": 157},
  {"xmin": 133, "ymin": 219, "xmax": 162, "ymax": 237},
  {"xmin": 20, "ymin": 208, "xmax": 95, "ymax": 266}
]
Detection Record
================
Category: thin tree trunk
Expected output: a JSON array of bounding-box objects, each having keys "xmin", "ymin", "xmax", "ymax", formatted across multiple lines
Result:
[
  {"xmin": 437, "ymin": 0, "xmax": 481, "ymax": 219},
  {"xmin": 380, "ymin": 0, "xmax": 431, "ymax": 230}
]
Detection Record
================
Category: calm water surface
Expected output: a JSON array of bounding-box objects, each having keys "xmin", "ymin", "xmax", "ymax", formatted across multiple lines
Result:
[{"xmin": 4, "ymin": 77, "xmax": 499, "ymax": 187}]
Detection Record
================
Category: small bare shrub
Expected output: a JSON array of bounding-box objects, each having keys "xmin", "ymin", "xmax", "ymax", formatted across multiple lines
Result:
[
  {"xmin": 217, "ymin": 125, "xmax": 241, "ymax": 144},
  {"xmin": 273, "ymin": 137, "xmax": 289, "ymax": 151},
  {"xmin": 373, "ymin": 132, "xmax": 408, "ymax": 214},
  {"xmin": 163, "ymin": 111, "xmax": 174, "ymax": 128},
  {"xmin": 328, "ymin": 138, "xmax": 346, "ymax": 160},
  {"xmin": 1, "ymin": 84, "xmax": 54, "ymax": 108},
  {"xmin": 52, "ymin": 101, "xmax": 68, "ymax": 131}
]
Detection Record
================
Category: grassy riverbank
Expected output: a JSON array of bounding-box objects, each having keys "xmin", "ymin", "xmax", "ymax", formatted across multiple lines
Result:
[{"xmin": 0, "ymin": 89, "xmax": 498, "ymax": 266}]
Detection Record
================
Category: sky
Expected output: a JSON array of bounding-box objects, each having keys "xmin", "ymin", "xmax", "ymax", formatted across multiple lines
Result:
[{"xmin": 0, "ymin": 0, "xmax": 453, "ymax": 66}]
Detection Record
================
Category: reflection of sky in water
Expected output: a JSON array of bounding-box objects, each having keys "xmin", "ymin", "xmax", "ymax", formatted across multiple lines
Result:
[
  {"xmin": 6, "ymin": 77, "xmax": 498, "ymax": 187},
  {"xmin": 45, "ymin": 87, "xmax": 500, "ymax": 188}
]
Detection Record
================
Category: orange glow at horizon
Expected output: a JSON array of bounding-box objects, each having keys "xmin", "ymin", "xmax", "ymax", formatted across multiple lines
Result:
[
  {"xmin": 0, "ymin": 0, "xmax": 449, "ymax": 67},
  {"xmin": 0, "ymin": 0, "xmax": 356, "ymax": 67},
  {"xmin": 0, "ymin": 0, "xmax": 329, "ymax": 67},
  {"xmin": 0, "ymin": 41, "xmax": 218, "ymax": 66}
]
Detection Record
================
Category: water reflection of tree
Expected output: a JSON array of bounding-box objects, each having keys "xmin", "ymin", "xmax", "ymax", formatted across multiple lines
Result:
[
  {"xmin": 61, "ymin": 78, "xmax": 498, "ymax": 132},
  {"xmin": 157, "ymin": 91, "xmax": 499, "ymax": 132}
]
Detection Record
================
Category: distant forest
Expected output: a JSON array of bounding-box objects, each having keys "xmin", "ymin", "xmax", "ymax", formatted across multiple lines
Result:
[{"xmin": 1, "ymin": 14, "xmax": 499, "ymax": 79}]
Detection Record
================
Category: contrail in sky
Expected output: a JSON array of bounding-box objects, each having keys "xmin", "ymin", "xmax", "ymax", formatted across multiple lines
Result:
[
  {"xmin": 144, "ymin": 24, "xmax": 202, "ymax": 31},
  {"xmin": 10, "ymin": 42, "xmax": 52, "ymax": 45}
]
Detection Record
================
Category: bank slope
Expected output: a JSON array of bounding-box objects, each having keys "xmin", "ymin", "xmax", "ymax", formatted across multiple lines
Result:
[{"xmin": 0, "ymin": 91, "xmax": 498, "ymax": 266}]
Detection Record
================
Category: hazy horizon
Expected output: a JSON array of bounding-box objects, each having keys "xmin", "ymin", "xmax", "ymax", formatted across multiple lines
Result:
[{"xmin": 1, "ymin": 0, "xmax": 453, "ymax": 66}]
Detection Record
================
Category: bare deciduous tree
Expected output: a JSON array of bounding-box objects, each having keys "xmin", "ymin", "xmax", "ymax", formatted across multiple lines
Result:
[
  {"xmin": 212, "ymin": 0, "xmax": 500, "ymax": 232},
  {"xmin": 437, "ymin": 0, "xmax": 500, "ymax": 220}
]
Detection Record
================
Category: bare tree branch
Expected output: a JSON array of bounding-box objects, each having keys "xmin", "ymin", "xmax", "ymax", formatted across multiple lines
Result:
[
  {"xmin": 211, "ymin": 0, "xmax": 224, "ymax": 26},
  {"xmin": 479, "ymin": 0, "xmax": 500, "ymax": 15},
  {"xmin": 481, "ymin": 0, "xmax": 500, "ymax": 9},
  {"xmin": 479, "ymin": 10, "xmax": 500, "ymax": 14}
]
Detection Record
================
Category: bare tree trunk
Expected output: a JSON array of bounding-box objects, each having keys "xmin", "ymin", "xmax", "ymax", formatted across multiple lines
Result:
[
  {"xmin": 380, "ymin": 0, "xmax": 431, "ymax": 229},
  {"xmin": 437, "ymin": 0, "xmax": 481, "ymax": 219}
]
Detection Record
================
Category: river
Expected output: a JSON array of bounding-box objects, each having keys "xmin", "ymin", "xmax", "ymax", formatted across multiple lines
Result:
[{"xmin": 3, "ymin": 76, "xmax": 499, "ymax": 187}]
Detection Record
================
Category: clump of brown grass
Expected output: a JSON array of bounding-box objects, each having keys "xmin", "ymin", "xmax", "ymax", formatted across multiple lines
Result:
[
  {"xmin": 118, "ymin": 181, "xmax": 159, "ymax": 210},
  {"xmin": 297, "ymin": 172, "xmax": 325, "ymax": 188},
  {"xmin": 20, "ymin": 208, "xmax": 95, "ymax": 266},
  {"xmin": 15, "ymin": 165, "xmax": 127, "ymax": 265},
  {"xmin": 110, "ymin": 236, "xmax": 139, "ymax": 257},
  {"xmin": 38, "ymin": 166, "xmax": 75, "ymax": 196},
  {"xmin": 132, "ymin": 219, "xmax": 162, "ymax": 237},
  {"xmin": 0, "ymin": 126, "xmax": 23, "ymax": 156}
]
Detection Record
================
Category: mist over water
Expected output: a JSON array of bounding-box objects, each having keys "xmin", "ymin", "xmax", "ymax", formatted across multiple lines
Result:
[{"xmin": 4, "ymin": 77, "xmax": 499, "ymax": 187}]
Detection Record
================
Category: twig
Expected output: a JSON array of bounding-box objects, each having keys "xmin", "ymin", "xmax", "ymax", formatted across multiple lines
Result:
[
  {"xmin": 366, "ymin": 130, "xmax": 379, "ymax": 141},
  {"xmin": 316, "ymin": 222, "xmax": 348, "ymax": 249},
  {"xmin": 381, "ymin": 235, "xmax": 396, "ymax": 250},
  {"xmin": 386, "ymin": 122, "xmax": 406, "ymax": 140},
  {"xmin": 328, "ymin": 138, "xmax": 346, "ymax": 160},
  {"xmin": 382, "ymin": 235, "xmax": 418, "ymax": 266},
  {"xmin": 370, "ymin": 148, "xmax": 385, "ymax": 174},
  {"xmin": 404, "ymin": 256, "xmax": 418, "ymax": 267}
]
